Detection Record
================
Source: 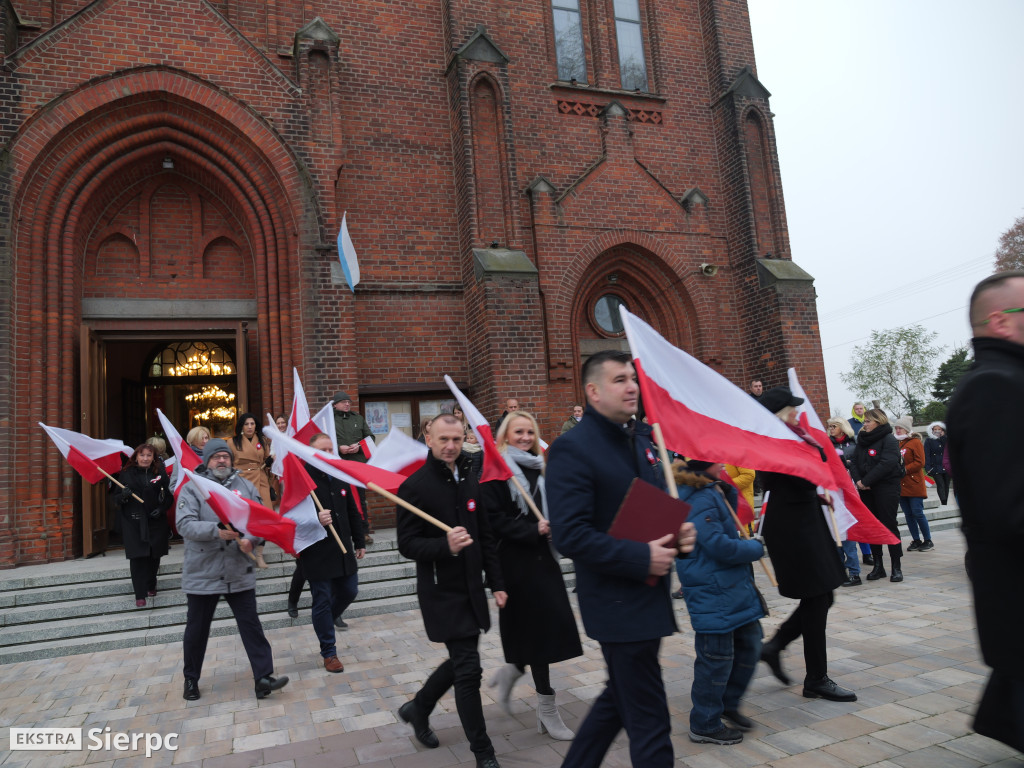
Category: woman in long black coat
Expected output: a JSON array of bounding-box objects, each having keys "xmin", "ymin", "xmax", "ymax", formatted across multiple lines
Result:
[
  {"xmin": 756, "ymin": 388, "xmax": 854, "ymax": 703},
  {"xmin": 481, "ymin": 411, "xmax": 582, "ymax": 741},
  {"xmin": 850, "ymin": 409, "xmax": 904, "ymax": 582},
  {"xmin": 113, "ymin": 444, "xmax": 172, "ymax": 607}
]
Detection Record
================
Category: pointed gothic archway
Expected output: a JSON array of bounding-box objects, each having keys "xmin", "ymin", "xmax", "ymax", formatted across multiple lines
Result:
[{"xmin": 1, "ymin": 67, "xmax": 316, "ymax": 564}]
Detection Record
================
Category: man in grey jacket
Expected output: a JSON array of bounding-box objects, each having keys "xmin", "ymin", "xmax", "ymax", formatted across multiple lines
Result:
[{"xmin": 177, "ymin": 438, "xmax": 289, "ymax": 701}]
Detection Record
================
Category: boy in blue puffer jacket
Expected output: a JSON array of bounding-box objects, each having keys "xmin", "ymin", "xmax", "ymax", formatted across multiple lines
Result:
[{"xmin": 674, "ymin": 459, "xmax": 766, "ymax": 746}]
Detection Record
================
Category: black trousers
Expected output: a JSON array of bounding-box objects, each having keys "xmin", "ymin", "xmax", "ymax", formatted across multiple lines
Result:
[
  {"xmin": 128, "ymin": 555, "xmax": 160, "ymax": 599},
  {"xmin": 933, "ymin": 473, "xmax": 950, "ymax": 506},
  {"xmin": 414, "ymin": 635, "xmax": 492, "ymax": 758},
  {"xmin": 288, "ymin": 562, "xmax": 305, "ymax": 605},
  {"xmin": 182, "ymin": 590, "xmax": 273, "ymax": 682},
  {"xmin": 561, "ymin": 638, "xmax": 673, "ymax": 768},
  {"xmin": 770, "ymin": 591, "xmax": 833, "ymax": 681}
]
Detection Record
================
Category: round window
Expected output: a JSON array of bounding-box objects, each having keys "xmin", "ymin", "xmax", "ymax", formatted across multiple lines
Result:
[{"xmin": 594, "ymin": 295, "xmax": 626, "ymax": 335}]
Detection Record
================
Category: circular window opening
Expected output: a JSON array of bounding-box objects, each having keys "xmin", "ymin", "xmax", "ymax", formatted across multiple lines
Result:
[{"xmin": 594, "ymin": 295, "xmax": 627, "ymax": 335}]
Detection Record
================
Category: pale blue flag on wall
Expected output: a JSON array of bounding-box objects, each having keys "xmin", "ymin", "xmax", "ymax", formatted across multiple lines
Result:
[{"xmin": 337, "ymin": 211, "xmax": 360, "ymax": 292}]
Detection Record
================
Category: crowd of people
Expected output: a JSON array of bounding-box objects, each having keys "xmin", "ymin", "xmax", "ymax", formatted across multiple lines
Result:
[{"xmin": 93, "ymin": 270, "xmax": 1024, "ymax": 765}]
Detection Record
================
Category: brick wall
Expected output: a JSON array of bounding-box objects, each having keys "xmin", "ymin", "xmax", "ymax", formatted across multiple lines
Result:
[{"xmin": 0, "ymin": 0, "xmax": 828, "ymax": 565}]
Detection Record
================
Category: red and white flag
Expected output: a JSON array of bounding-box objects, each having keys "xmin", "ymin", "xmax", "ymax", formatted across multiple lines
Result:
[
  {"xmin": 183, "ymin": 468, "xmax": 299, "ymax": 555},
  {"xmin": 359, "ymin": 437, "xmax": 375, "ymax": 459},
  {"xmin": 263, "ymin": 424, "xmax": 407, "ymax": 492},
  {"xmin": 443, "ymin": 375, "xmax": 513, "ymax": 483},
  {"xmin": 788, "ymin": 370, "xmax": 899, "ymax": 545},
  {"xmin": 369, "ymin": 427, "xmax": 427, "ymax": 477},
  {"xmin": 40, "ymin": 423, "xmax": 132, "ymax": 484},
  {"xmin": 278, "ymin": 453, "xmax": 328, "ymax": 553},
  {"xmin": 620, "ymin": 310, "xmax": 836, "ymax": 490},
  {"xmin": 287, "ymin": 368, "xmax": 311, "ymax": 438},
  {"xmin": 157, "ymin": 408, "xmax": 201, "ymax": 495}
]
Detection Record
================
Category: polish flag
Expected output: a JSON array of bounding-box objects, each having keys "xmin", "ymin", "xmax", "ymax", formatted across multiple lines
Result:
[
  {"xmin": 360, "ymin": 437, "xmax": 375, "ymax": 459},
  {"xmin": 289, "ymin": 402, "xmax": 339, "ymax": 456},
  {"xmin": 40, "ymin": 423, "xmax": 132, "ymax": 484},
  {"xmin": 287, "ymin": 368, "xmax": 311, "ymax": 438},
  {"xmin": 278, "ymin": 454, "xmax": 328, "ymax": 553},
  {"xmin": 788, "ymin": 370, "xmax": 899, "ymax": 545},
  {"xmin": 444, "ymin": 375, "xmax": 513, "ymax": 483},
  {"xmin": 369, "ymin": 427, "xmax": 427, "ymax": 477},
  {"xmin": 183, "ymin": 468, "xmax": 299, "ymax": 555},
  {"xmin": 157, "ymin": 408, "xmax": 201, "ymax": 494},
  {"xmin": 263, "ymin": 424, "xmax": 407, "ymax": 492},
  {"xmin": 619, "ymin": 309, "xmax": 836, "ymax": 491}
]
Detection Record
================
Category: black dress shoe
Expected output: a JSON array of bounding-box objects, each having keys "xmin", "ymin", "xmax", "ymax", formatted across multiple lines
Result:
[
  {"xmin": 841, "ymin": 574, "xmax": 862, "ymax": 587},
  {"xmin": 183, "ymin": 677, "xmax": 200, "ymax": 701},
  {"xmin": 254, "ymin": 674, "xmax": 289, "ymax": 699},
  {"xmin": 334, "ymin": 615, "xmax": 349, "ymax": 629},
  {"xmin": 286, "ymin": 601, "xmax": 298, "ymax": 619},
  {"xmin": 760, "ymin": 642, "xmax": 792, "ymax": 685},
  {"xmin": 890, "ymin": 568, "xmax": 903, "ymax": 582},
  {"xmin": 862, "ymin": 553, "xmax": 874, "ymax": 566},
  {"xmin": 398, "ymin": 700, "xmax": 439, "ymax": 748},
  {"xmin": 476, "ymin": 756, "xmax": 501, "ymax": 768},
  {"xmin": 802, "ymin": 676, "xmax": 857, "ymax": 702},
  {"xmin": 865, "ymin": 564, "xmax": 886, "ymax": 581}
]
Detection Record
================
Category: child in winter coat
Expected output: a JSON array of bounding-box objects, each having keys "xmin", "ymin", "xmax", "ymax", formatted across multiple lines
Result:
[{"xmin": 674, "ymin": 460, "xmax": 766, "ymax": 746}]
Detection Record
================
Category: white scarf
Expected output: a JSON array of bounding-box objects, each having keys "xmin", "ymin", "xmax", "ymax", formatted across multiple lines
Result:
[{"xmin": 504, "ymin": 446, "xmax": 546, "ymax": 520}]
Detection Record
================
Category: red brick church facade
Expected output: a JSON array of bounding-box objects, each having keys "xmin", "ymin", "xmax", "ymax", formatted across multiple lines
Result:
[{"xmin": 0, "ymin": 0, "xmax": 826, "ymax": 566}]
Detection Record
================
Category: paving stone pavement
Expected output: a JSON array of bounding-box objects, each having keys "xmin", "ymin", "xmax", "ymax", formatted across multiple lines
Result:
[{"xmin": 1, "ymin": 528, "xmax": 1021, "ymax": 767}]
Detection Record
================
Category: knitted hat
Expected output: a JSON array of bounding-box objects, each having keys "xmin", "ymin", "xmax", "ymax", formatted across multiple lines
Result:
[
  {"xmin": 332, "ymin": 391, "xmax": 352, "ymax": 403},
  {"xmin": 893, "ymin": 416, "xmax": 914, "ymax": 436},
  {"xmin": 202, "ymin": 438, "xmax": 233, "ymax": 464}
]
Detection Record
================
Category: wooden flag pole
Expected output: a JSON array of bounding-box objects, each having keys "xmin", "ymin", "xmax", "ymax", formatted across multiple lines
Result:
[
  {"xmin": 97, "ymin": 465, "xmax": 145, "ymax": 504},
  {"xmin": 651, "ymin": 423, "xmax": 679, "ymax": 500},
  {"xmin": 714, "ymin": 486, "xmax": 778, "ymax": 587},
  {"xmin": 221, "ymin": 522, "xmax": 259, "ymax": 562},
  {"xmin": 366, "ymin": 482, "xmax": 453, "ymax": 533},
  {"xmin": 310, "ymin": 491, "xmax": 348, "ymax": 554},
  {"xmin": 507, "ymin": 474, "xmax": 545, "ymax": 522}
]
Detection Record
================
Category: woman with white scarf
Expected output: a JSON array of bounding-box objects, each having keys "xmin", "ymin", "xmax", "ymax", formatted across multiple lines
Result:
[{"xmin": 481, "ymin": 411, "xmax": 583, "ymax": 741}]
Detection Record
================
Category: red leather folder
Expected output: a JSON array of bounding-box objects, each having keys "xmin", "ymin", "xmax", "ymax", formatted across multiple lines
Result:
[{"xmin": 608, "ymin": 478, "xmax": 692, "ymax": 586}]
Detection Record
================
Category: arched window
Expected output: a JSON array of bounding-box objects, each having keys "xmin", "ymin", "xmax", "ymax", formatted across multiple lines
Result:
[{"xmin": 148, "ymin": 341, "xmax": 235, "ymax": 379}]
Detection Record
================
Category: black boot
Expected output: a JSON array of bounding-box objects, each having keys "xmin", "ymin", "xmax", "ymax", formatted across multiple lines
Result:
[
  {"xmin": 890, "ymin": 557, "xmax": 903, "ymax": 582},
  {"xmin": 865, "ymin": 563, "xmax": 886, "ymax": 581},
  {"xmin": 254, "ymin": 674, "xmax": 289, "ymax": 699},
  {"xmin": 398, "ymin": 700, "xmax": 439, "ymax": 748}
]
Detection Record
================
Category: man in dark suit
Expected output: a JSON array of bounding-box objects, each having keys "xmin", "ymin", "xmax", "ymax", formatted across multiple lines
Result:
[
  {"xmin": 547, "ymin": 350, "xmax": 697, "ymax": 768},
  {"xmin": 395, "ymin": 414, "xmax": 507, "ymax": 768},
  {"xmin": 948, "ymin": 270, "xmax": 1024, "ymax": 752}
]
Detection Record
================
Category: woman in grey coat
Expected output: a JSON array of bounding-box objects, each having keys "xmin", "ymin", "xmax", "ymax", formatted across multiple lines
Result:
[{"xmin": 177, "ymin": 438, "xmax": 288, "ymax": 702}]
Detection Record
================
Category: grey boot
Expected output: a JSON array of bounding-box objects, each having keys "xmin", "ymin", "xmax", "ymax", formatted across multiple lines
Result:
[
  {"xmin": 536, "ymin": 692, "xmax": 574, "ymax": 740},
  {"xmin": 488, "ymin": 664, "xmax": 523, "ymax": 714}
]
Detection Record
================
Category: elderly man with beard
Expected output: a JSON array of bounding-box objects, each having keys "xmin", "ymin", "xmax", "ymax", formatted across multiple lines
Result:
[{"xmin": 177, "ymin": 438, "xmax": 289, "ymax": 702}]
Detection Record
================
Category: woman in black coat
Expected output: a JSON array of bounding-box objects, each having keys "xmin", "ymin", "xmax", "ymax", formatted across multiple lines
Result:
[
  {"xmin": 757, "ymin": 388, "xmax": 854, "ymax": 702},
  {"xmin": 850, "ymin": 409, "xmax": 904, "ymax": 582},
  {"xmin": 113, "ymin": 443, "xmax": 172, "ymax": 607},
  {"xmin": 481, "ymin": 411, "xmax": 582, "ymax": 741}
]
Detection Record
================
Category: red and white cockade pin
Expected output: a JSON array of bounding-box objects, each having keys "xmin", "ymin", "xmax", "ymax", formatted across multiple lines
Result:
[
  {"xmin": 868, "ymin": 449, "xmax": 877, "ymax": 456},
  {"xmin": 645, "ymin": 448, "xmax": 657, "ymax": 465},
  {"xmin": 467, "ymin": 499, "xmax": 477, "ymax": 511}
]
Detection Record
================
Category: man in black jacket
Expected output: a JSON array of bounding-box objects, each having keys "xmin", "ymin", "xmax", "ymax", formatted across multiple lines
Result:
[
  {"xmin": 547, "ymin": 350, "xmax": 696, "ymax": 767},
  {"xmin": 395, "ymin": 414, "xmax": 507, "ymax": 768},
  {"xmin": 948, "ymin": 271, "xmax": 1024, "ymax": 751}
]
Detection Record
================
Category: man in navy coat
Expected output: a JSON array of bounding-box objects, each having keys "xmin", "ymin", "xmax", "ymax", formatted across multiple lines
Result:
[{"xmin": 547, "ymin": 350, "xmax": 697, "ymax": 767}]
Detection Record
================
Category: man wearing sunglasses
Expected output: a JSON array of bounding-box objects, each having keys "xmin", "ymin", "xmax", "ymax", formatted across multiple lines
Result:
[{"xmin": 947, "ymin": 270, "xmax": 1024, "ymax": 751}]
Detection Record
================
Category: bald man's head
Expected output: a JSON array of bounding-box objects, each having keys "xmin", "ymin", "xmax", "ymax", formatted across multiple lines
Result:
[{"xmin": 970, "ymin": 271, "xmax": 1024, "ymax": 344}]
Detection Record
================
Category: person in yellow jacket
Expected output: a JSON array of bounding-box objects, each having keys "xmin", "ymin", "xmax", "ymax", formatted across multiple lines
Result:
[{"xmin": 724, "ymin": 465, "xmax": 755, "ymax": 516}]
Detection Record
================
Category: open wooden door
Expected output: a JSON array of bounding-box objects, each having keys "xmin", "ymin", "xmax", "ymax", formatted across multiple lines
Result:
[{"xmin": 79, "ymin": 325, "xmax": 109, "ymax": 556}]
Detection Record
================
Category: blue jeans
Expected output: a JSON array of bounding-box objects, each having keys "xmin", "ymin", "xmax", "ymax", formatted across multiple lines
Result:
[
  {"xmin": 840, "ymin": 540, "xmax": 860, "ymax": 577},
  {"xmin": 308, "ymin": 572, "xmax": 358, "ymax": 658},
  {"xmin": 690, "ymin": 621, "xmax": 763, "ymax": 734},
  {"xmin": 900, "ymin": 497, "xmax": 931, "ymax": 541}
]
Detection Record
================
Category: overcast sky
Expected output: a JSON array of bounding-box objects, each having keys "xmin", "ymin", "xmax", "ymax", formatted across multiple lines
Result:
[{"xmin": 747, "ymin": 0, "xmax": 1024, "ymax": 417}]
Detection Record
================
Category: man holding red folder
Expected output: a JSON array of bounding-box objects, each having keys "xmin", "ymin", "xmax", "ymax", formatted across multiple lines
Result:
[{"xmin": 547, "ymin": 350, "xmax": 697, "ymax": 768}]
